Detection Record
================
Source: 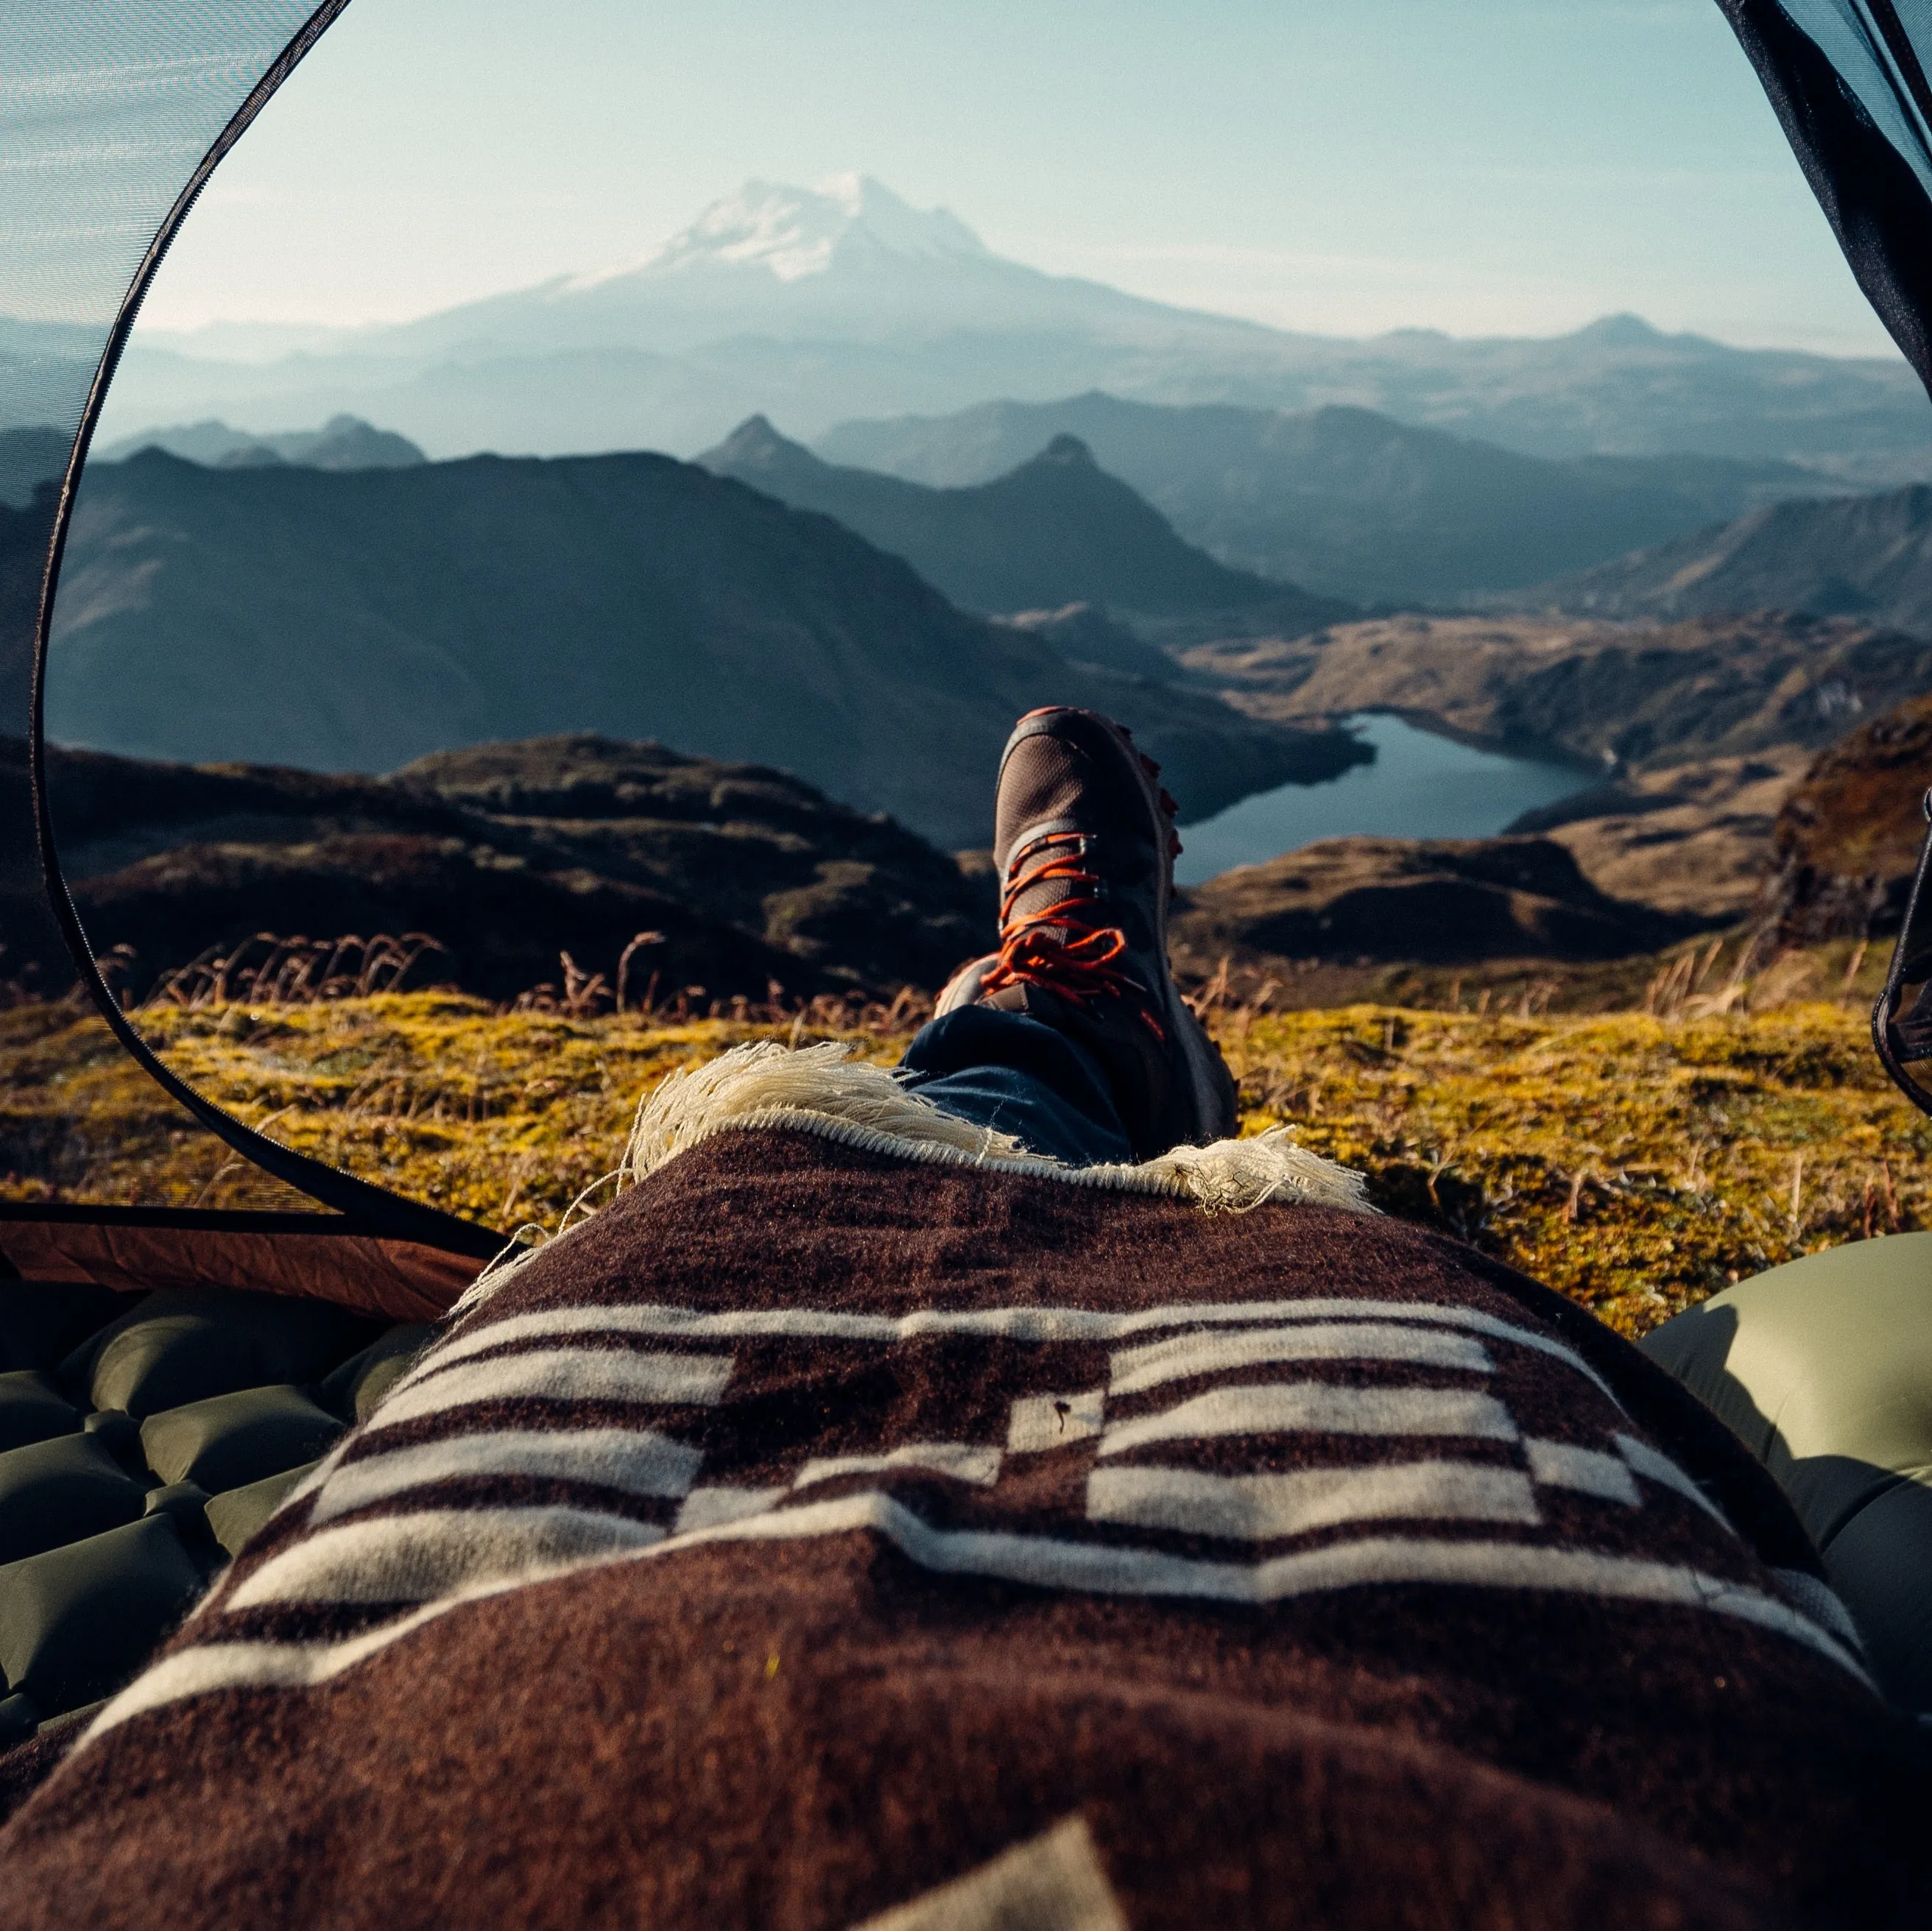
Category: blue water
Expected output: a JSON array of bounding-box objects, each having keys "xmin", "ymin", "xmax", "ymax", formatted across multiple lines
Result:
[{"xmin": 1173, "ymin": 713, "xmax": 1596, "ymax": 886}]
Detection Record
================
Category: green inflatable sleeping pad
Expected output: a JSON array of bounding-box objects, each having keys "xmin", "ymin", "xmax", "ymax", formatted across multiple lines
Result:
[
  {"xmin": 0, "ymin": 1282, "xmax": 427, "ymax": 1732},
  {"xmin": 1642, "ymin": 1232, "xmax": 1932, "ymax": 1716}
]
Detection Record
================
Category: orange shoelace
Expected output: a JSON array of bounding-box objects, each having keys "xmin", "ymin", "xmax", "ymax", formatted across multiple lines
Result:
[{"xmin": 977, "ymin": 830, "xmax": 1166, "ymax": 1040}]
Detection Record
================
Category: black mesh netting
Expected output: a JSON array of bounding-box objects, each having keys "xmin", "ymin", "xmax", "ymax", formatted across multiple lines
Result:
[
  {"xmin": 4, "ymin": 6, "xmax": 334, "ymax": 1002},
  {"xmin": 0, "ymin": 3, "xmax": 490, "ymax": 1244}
]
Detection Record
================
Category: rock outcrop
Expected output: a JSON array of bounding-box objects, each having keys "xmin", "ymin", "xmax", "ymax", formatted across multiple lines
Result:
[
  {"xmin": 1170, "ymin": 835, "xmax": 1695, "ymax": 974},
  {"xmin": 1755, "ymin": 694, "xmax": 1932, "ymax": 945}
]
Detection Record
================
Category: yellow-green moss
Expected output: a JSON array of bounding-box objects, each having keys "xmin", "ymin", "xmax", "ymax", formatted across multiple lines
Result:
[{"xmin": 5, "ymin": 990, "xmax": 1925, "ymax": 1338}]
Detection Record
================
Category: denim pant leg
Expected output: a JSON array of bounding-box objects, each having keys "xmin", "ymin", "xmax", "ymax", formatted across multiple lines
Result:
[{"xmin": 895, "ymin": 1004, "xmax": 1132, "ymax": 1168}]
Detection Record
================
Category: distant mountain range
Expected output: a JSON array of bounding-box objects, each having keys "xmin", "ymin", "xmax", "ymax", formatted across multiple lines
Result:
[
  {"xmin": 817, "ymin": 395, "xmax": 1855, "ymax": 602},
  {"xmin": 1530, "ymin": 484, "xmax": 1932, "ymax": 635},
  {"xmin": 76, "ymin": 177, "xmax": 1932, "ymax": 480},
  {"xmin": 97, "ymin": 414, "xmax": 425, "ymax": 471},
  {"xmin": 79, "ymin": 395, "xmax": 1852, "ymax": 607},
  {"xmin": 698, "ymin": 414, "xmax": 1335, "ymax": 619},
  {"xmin": 44, "ymin": 448, "xmax": 1361, "ymax": 849}
]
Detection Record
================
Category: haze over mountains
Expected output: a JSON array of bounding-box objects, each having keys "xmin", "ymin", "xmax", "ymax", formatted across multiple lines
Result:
[
  {"xmin": 697, "ymin": 414, "xmax": 1324, "ymax": 620},
  {"xmin": 82, "ymin": 177, "xmax": 1932, "ymax": 485},
  {"xmin": 817, "ymin": 396, "xmax": 1847, "ymax": 603}
]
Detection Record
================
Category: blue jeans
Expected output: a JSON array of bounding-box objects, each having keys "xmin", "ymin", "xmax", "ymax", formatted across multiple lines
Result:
[{"xmin": 895, "ymin": 1005, "xmax": 1132, "ymax": 1167}]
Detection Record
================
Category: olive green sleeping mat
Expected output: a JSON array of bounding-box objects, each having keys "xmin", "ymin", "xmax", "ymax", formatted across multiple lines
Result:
[{"xmin": 1643, "ymin": 1234, "xmax": 1932, "ymax": 1718}]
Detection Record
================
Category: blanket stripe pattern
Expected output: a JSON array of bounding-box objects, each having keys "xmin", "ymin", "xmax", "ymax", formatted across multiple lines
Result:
[
  {"xmin": 0, "ymin": 1130, "xmax": 1922, "ymax": 1930},
  {"xmin": 90, "ymin": 1291, "xmax": 1864, "ymax": 1735}
]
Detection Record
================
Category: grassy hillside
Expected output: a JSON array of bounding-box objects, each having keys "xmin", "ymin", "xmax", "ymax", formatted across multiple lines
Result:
[{"xmin": 5, "ymin": 966, "xmax": 1924, "ymax": 1341}]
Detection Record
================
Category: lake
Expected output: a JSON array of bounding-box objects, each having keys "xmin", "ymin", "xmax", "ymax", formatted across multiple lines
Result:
[{"xmin": 1172, "ymin": 713, "xmax": 1597, "ymax": 886}]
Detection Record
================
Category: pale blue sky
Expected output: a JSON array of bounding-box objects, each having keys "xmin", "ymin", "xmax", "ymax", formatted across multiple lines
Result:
[{"xmin": 138, "ymin": 0, "xmax": 1899, "ymax": 356}]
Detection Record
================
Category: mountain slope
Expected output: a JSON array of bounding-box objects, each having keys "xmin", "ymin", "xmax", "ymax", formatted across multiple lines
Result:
[
  {"xmin": 1531, "ymin": 484, "xmax": 1932, "ymax": 633},
  {"xmin": 44, "ymin": 449, "xmax": 1360, "ymax": 849},
  {"xmin": 818, "ymin": 395, "xmax": 1854, "ymax": 602},
  {"xmin": 1755, "ymin": 693, "xmax": 1932, "ymax": 943},
  {"xmin": 697, "ymin": 415, "xmax": 1316, "ymax": 618},
  {"xmin": 98, "ymin": 181, "xmax": 1932, "ymax": 474}
]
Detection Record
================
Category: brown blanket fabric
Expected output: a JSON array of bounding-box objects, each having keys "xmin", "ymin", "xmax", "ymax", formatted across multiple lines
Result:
[{"xmin": 0, "ymin": 1128, "xmax": 1923, "ymax": 1929}]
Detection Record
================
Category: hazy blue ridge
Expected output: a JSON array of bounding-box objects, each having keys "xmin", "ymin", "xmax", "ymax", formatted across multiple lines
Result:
[{"xmin": 43, "ymin": 447, "xmax": 1363, "ymax": 850}]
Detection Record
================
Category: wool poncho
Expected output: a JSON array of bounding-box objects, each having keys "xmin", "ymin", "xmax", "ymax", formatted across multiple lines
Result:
[{"xmin": 0, "ymin": 1124, "xmax": 1922, "ymax": 1930}]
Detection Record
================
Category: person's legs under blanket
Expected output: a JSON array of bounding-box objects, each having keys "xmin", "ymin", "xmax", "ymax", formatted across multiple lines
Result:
[
  {"xmin": 7, "ymin": 713, "xmax": 1925, "ymax": 1928},
  {"xmin": 895, "ymin": 1003, "xmax": 1135, "ymax": 1167}
]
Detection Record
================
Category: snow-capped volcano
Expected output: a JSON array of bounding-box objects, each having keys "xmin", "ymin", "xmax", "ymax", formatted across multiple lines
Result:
[
  {"xmin": 114, "ymin": 174, "xmax": 1925, "ymax": 474},
  {"xmin": 610, "ymin": 174, "xmax": 987, "ymax": 286},
  {"xmin": 110, "ymin": 172, "xmax": 1271, "ymax": 454},
  {"xmin": 364, "ymin": 173, "xmax": 1185, "ymax": 362}
]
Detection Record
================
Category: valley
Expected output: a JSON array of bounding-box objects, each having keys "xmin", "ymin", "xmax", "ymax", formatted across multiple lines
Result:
[
  {"xmin": 29, "ymin": 425, "xmax": 1932, "ymax": 1017},
  {"xmin": 15, "ymin": 171, "xmax": 1932, "ymax": 1065}
]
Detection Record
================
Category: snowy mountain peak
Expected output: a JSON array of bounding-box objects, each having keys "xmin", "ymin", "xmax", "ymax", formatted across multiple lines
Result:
[{"xmin": 612, "ymin": 176, "xmax": 988, "ymax": 286}]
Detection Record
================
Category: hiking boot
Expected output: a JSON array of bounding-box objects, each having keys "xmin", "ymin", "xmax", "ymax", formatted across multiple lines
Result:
[{"xmin": 937, "ymin": 707, "xmax": 1236, "ymax": 1157}]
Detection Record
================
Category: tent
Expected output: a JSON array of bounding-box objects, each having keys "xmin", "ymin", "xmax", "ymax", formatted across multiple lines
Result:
[
  {"xmin": 2, "ymin": 0, "xmax": 1932, "ymax": 1801},
  {"xmin": 0, "ymin": 4, "xmax": 497, "ymax": 1312},
  {"xmin": 0, "ymin": 4, "xmax": 487, "ymax": 1745}
]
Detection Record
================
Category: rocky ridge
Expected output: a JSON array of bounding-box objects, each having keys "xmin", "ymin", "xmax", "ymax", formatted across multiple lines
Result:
[
  {"xmin": 4, "ymin": 735, "xmax": 995, "ymax": 1005},
  {"xmin": 698, "ymin": 414, "xmax": 1326, "ymax": 620},
  {"xmin": 821, "ymin": 394, "xmax": 1846, "ymax": 604},
  {"xmin": 1530, "ymin": 484, "xmax": 1932, "ymax": 635}
]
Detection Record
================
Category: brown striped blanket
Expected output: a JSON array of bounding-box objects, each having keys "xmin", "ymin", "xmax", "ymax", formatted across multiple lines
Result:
[{"xmin": 0, "ymin": 1129, "xmax": 1925, "ymax": 1928}]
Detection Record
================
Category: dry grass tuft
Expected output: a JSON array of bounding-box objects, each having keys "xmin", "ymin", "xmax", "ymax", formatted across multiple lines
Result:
[{"xmin": 4, "ymin": 939, "xmax": 1926, "ymax": 1340}]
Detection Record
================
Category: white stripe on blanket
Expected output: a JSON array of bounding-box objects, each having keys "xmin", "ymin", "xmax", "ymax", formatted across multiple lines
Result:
[
  {"xmin": 794, "ymin": 1443, "xmax": 1002, "ymax": 1490},
  {"xmin": 310, "ymin": 1429, "xmax": 704, "ymax": 1524},
  {"xmin": 1109, "ymin": 1324, "xmax": 1491, "ymax": 1397},
  {"xmin": 225, "ymin": 1505, "xmax": 663, "ymax": 1610},
  {"xmin": 408, "ymin": 1305, "xmax": 747, "ymax": 1380},
  {"xmin": 1099, "ymin": 1383, "xmax": 1517, "ymax": 1456},
  {"xmin": 1523, "ymin": 1438, "xmax": 1641, "ymax": 1506},
  {"xmin": 1087, "ymin": 1461, "xmax": 1540, "ymax": 1539},
  {"xmin": 85, "ymin": 1492, "xmax": 1872, "ymax": 1745},
  {"xmin": 366, "ymin": 1349, "xmax": 733, "ymax": 1431},
  {"xmin": 1615, "ymin": 1433, "xmax": 1737, "ymax": 1533}
]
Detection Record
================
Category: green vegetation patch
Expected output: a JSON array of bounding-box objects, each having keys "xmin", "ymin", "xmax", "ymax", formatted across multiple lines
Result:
[
  {"xmin": 1221, "ymin": 1003, "xmax": 1931, "ymax": 1334},
  {"xmin": 5, "ymin": 992, "xmax": 1925, "ymax": 1338}
]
